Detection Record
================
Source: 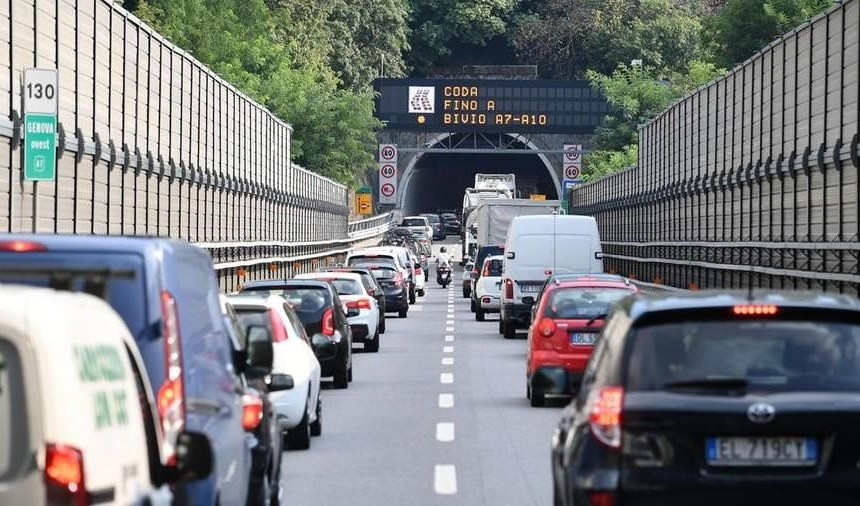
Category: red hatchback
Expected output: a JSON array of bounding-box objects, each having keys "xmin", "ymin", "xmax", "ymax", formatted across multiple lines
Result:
[{"xmin": 527, "ymin": 274, "xmax": 638, "ymax": 407}]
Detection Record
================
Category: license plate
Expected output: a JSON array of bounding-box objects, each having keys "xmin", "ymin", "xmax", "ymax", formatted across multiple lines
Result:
[
  {"xmin": 519, "ymin": 284, "xmax": 542, "ymax": 293},
  {"xmin": 706, "ymin": 437, "xmax": 817, "ymax": 466},
  {"xmin": 570, "ymin": 333, "xmax": 598, "ymax": 345}
]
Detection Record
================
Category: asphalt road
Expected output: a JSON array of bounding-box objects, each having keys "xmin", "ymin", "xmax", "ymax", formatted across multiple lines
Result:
[{"xmin": 278, "ymin": 238, "xmax": 562, "ymax": 506}]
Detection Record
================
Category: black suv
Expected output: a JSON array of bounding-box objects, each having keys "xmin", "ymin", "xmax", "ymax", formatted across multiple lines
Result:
[
  {"xmin": 553, "ymin": 291, "xmax": 860, "ymax": 506},
  {"xmin": 239, "ymin": 279, "xmax": 354, "ymax": 388}
]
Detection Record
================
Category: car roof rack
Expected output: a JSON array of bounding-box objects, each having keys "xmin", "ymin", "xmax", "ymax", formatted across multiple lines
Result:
[{"xmin": 0, "ymin": 266, "xmax": 136, "ymax": 299}]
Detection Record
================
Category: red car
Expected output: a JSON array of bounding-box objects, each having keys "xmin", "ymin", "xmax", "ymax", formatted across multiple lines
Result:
[{"xmin": 526, "ymin": 274, "xmax": 638, "ymax": 407}]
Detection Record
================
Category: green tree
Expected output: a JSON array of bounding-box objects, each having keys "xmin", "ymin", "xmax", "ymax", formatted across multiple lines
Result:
[{"xmin": 703, "ymin": 0, "xmax": 833, "ymax": 67}]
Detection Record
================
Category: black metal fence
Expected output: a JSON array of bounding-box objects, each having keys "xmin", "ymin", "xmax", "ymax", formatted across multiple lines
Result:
[{"xmin": 570, "ymin": 0, "xmax": 859, "ymax": 295}]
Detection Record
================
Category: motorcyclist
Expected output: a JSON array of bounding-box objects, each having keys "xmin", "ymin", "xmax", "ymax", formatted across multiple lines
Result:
[{"xmin": 436, "ymin": 247, "xmax": 451, "ymax": 284}]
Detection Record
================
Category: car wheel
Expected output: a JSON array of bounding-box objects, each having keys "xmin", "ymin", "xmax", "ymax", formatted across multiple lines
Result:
[
  {"xmin": 333, "ymin": 362, "xmax": 349, "ymax": 389},
  {"xmin": 470, "ymin": 299, "xmax": 476, "ymax": 313},
  {"xmin": 348, "ymin": 363, "xmax": 353, "ymax": 382},
  {"xmin": 380, "ymin": 317, "xmax": 386, "ymax": 334},
  {"xmin": 310, "ymin": 394, "xmax": 322, "ymax": 436},
  {"xmin": 286, "ymin": 403, "xmax": 312, "ymax": 450},
  {"xmin": 398, "ymin": 309, "xmax": 408, "ymax": 318},
  {"xmin": 553, "ymin": 485, "xmax": 563, "ymax": 506},
  {"xmin": 365, "ymin": 330, "xmax": 380, "ymax": 353},
  {"xmin": 409, "ymin": 289, "xmax": 416, "ymax": 305},
  {"xmin": 503, "ymin": 319, "xmax": 516, "ymax": 340},
  {"xmin": 462, "ymin": 289, "xmax": 469, "ymax": 298},
  {"xmin": 476, "ymin": 307, "xmax": 485, "ymax": 322},
  {"xmin": 418, "ymin": 288, "xmax": 425, "ymax": 297},
  {"xmin": 498, "ymin": 319, "xmax": 504, "ymax": 335},
  {"xmin": 530, "ymin": 386, "xmax": 545, "ymax": 407}
]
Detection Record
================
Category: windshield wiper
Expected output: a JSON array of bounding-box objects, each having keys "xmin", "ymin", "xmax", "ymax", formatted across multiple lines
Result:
[
  {"xmin": 662, "ymin": 377, "xmax": 749, "ymax": 391},
  {"xmin": 586, "ymin": 313, "xmax": 607, "ymax": 326}
]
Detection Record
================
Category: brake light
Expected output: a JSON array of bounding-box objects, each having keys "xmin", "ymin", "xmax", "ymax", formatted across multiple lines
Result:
[
  {"xmin": 346, "ymin": 298, "xmax": 372, "ymax": 310},
  {"xmin": 588, "ymin": 491, "xmax": 616, "ymax": 506},
  {"xmin": 394, "ymin": 272, "xmax": 404, "ymax": 287},
  {"xmin": 589, "ymin": 386, "xmax": 623, "ymax": 448},
  {"xmin": 241, "ymin": 393, "xmax": 264, "ymax": 431},
  {"xmin": 415, "ymin": 267, "xmax": 423, "ymax": 275},
  {"xmin": 45, "ymin": 444, "xmax": 86, "ymax": 506},
  {"xmin": 0, "ymin": 240, "xmax": 46, "ymax": 252},
  {"xmin": 504, "ymin": 278, "xmax": 513, "ymax": 299},
  {"xmin": 482, "ymin": 263, "xmax": 490, "ymax": 276},
  {"xmin": 537, "ymin": 318, "xmax": 556, "ymax": 337},
  {"xmin": 268, "ymin": 309, "xmax": 289, "ymax": 342},
  {"xmin": 732, "ymin": 304, "xmax": 778, "ymax": 316},
  {"xmin": 158, "ymin": 291, "xmax": 185, "ymax": 464},
  {"xmin": 322, "ymin": 308, "xmax": 335, "ymax": 337}
]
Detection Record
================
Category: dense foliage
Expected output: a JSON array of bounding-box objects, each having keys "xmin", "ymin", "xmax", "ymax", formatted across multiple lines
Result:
[{"xmin": 123, "ymin": 0, "xmax": 835, "ymax": 185}]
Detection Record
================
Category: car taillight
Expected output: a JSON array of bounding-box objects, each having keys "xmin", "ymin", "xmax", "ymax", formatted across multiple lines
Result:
[
  {"xmin": 347, "ymin": 298, "xmax": 372, "ymax": 310},
  {"xmin": 0, "ymin": 239, "xmax": 46, "ymax": 252},
  {"xmin": 241, "ymin": 393, "xmax": 264, "ymax": 431},
  {"xmin": 589, "ymin": 386, "xmax": 623, "ymax": 448},
  {"xmin": 394, "ymin": 273, "xmax": 404, "ymax": 287},
  {"xmin": 416, "ymin": 267, "xmax": 423, "ymax": 275},
  {"xmin": 268, "ymin": 309, "xmax": 289, "ymax": 342},
  {"xmin": 732, "ymin": 304, "xmax": 778, "ymax": 316},
  {"xmin": 588, "ymin": 491, "xmax": 616, "ymax": 506},
  {"xmin": 158, "ymin": 291, "xmax": 185, "ymax": 465},
  {"xmin": 537, "ymin": 318, "xmax": 556, "ymax": 337},
  {"xmin": 504, "ymin": 279, "xmax": 513, "ymax": 299},
  {"xmin": 482, "ymin": 263, "xmax": 490, "ymax": 276},
  {"xmin": 45, "ymin": 443, "xmax": 86, "ymax": 506},
  {"xmin": 322, "ymin": 308, "xmax": 335, "ymax": 337}
]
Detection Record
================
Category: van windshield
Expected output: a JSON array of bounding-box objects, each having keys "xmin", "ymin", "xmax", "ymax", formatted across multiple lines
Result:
[{"xmin": 626, "ymin": 320, "xmax": 860, "ymax": 393}]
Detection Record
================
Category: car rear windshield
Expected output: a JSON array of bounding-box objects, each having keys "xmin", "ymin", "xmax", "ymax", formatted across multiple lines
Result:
[
  {"xmin": 322, "ymin": 278, "xmax": 361, "ymax": 296},
  {"xmin": 545, "ymin": 287, "xmax": 631, "ymax": 319},
  {"xmin": 421, "ymin": 215, "xmax": 440, "ymax": 224},
  {"xmin": 278, "ymin": 288, "xmax": 331, "ymax": 322},
  {"xmin": 234, "ymin": 309, "xmax": 270, "ymax": 335},
  {"xmin": 401, "ymin": 218, "xmax": 425, "ymax": 226},
  {"xmin": 349, "ymin": 256, "xmax": 396, "ymax": 268},
  {"xmin": 626, "ymin": 320, "xmax": 860, "ymax": 393},
  {"xmin": 483, "ymin": 259, "xmax": 504, "ymax": 277},
  {"xmin": 369, "ymin": 267, "xmax": 396, "ymax": 280}
]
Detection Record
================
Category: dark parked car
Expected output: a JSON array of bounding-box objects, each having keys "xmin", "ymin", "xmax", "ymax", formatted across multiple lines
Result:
[
  {"xmin": 220, "ymin": 296, "xmax": 285, "ymax": 506},
  {"xmin": 420, "ymin": 213, "xmax": 447, "ymax": 240},
  {"xmin": 0, "ymin": 235, "xmax": 252, "ymax": 505},
  {"xmin": 364, "ymin": 264, "xmax": 409, "ymax": 318},
  {"xmin": 239, "ymin": 279, "xmax": 353, "ymax": 388},
  {"xmin": 440, "ymin": 213, "xmax": 461, "ymax": 235},
  {"xmin": 552, "ymin": 291, "xmax": 860, "ymax": 506},
  {"xmin": 318, "ymin": 266, "xmax": 387, "ymax": 333}
]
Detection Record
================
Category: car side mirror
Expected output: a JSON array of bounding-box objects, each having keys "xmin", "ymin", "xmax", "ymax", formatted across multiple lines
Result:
[
  {"xmin": 266, "ymin": 373, "xmax": 294, "ymax": 392},
  {"xmin": 169, "ymin": 431, "xmax": 213, "ymax": 482},
  {"xmin": 246, "ymin": 325, "xmax": 274, "ymax": 377},
  {"xmin": 341, "ymin": 302, "xmax": 350, "ymax": 314}
]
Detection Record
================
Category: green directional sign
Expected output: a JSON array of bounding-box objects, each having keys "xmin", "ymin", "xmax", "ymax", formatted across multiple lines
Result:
[
  {"xmin": 357, "ymin": 185, "xmax": 372, "ymax": 194},
  {"xmin": 23, "ymin": 113, "xmax": 57, "ymax": 181}
]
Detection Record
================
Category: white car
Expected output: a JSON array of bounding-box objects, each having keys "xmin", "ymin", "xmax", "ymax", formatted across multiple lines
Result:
[
  {"xmin": 400, "ymin": 216, "xmax": 433, "ymax": 242},
  {"xmin": 348, "ymin": 247, "xmax": 417, "ymax": 305},
  {"xmin": 229, "ymin": 295, "xmax": 322, "ymax": 450},
  {"xmin": 296, "ymin": 272, "xmax": 381, "ymax": 351},
  {"xmin": 474, "ymin": 255, "xmax": 505, "ymax": 321},
  {"xmin": 462, "ymin": 260, "xmax": 475, "ymax": 299},
  {"xmin": 0, "ymin": 286, "xmax": 183, "ymax": 506}
]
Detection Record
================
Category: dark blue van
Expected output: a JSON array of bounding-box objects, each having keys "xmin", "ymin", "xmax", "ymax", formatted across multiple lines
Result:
[{"xmin": 0, "ymin": 235, "xmax": 253, "ymax": 506}]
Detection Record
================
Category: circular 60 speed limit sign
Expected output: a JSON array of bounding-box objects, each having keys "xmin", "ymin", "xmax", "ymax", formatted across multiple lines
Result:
[{"xmin": 380, "ymin": 164, "xmax": 396, "ymax": 178}]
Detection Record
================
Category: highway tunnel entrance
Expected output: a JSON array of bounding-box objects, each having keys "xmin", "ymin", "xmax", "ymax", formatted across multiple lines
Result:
[{"xmin": 399, "ymin": 133, "xmax": 559, "ymax": 214}]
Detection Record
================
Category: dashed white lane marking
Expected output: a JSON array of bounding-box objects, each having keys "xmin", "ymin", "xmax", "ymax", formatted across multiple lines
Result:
[
  {"xmin": 443, "ymin": 346, "xmax": 454, "ymax": 353},
  {"xmin": 410, "ymin": 305, "xmax": 423, "ymax": 311},
  {"xmin": 446, "ymin": 319, "xmax": 454, "ymax": 324},
  {"xmin": 446, "ymin": 326, "xmax": 455, "ymax": 332},
  {"xmin": 434, "ymin": 465, "xmax": 457, "ymax": 495},
  {"xmin": 440, "ymin": 372, "xmax": 454, "ymax": 384},
  {"xmin": 442, "ymin": 357, "xmax": 454, "ymax": 365},
  {"xmin": 438, "ymin": 393, "xmax": 454, "ymax": 408},
  {"xmin": 445, "ymin": 335, "xmax": 454, "ymax": 342},
  {"xmin": 436, "ymin": 423, "xmax": 455, "ymax": 442}
]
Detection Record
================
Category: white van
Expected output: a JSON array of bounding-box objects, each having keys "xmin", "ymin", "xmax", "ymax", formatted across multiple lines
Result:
[
  {"xmin": 499, "ymin": 215, "xmax": 603, "ymax": 339},
  {"xmin": 0, "ymin": 286, "xmax": 179, "ymax": 505}
]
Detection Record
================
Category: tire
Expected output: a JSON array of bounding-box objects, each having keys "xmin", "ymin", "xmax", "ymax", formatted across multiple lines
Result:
[
  {"xmin": 476, "ymin": 307, "xmax": 485, "ymax": 321},
  {"xmin": 398, "ymin": 309, "xmax": 408, "ymax": 318},
  {"xmin": 333, "ymin": 362, "xmax": 348, "ymax": 389},
  {"xmin": 365, "ymin": 330, "xmax": 380, "ymax": 352},
  {"xmin": 418, "ymin": 288, "xmax": 425, "ymax": 297},
  {"xmin": 503, "ymin": 319, "xmax": 516, "ymax": 340},
  {"xmin": 462, "ymin": 289, "xmax": 469, "ymax": 299},
  {"xmin": 310, "ymin": 394, "xmax": 322, "ymax": 436},
  {"xmin": 348, "ymin": 363, "xmax": 353, "ymax": 382},
  {"xmin": 270, "ymin": 469, "xmax": 282, "ymax": 506},
  {"xmin": 380, "ymin": 317, "xmax": 386, "ymax": 334},
  {"xmin": 553, "ymin": 486, "xmax": 563, "ymax": 506},
  {"xmin": 470, "ymin": 299, "xmax": 476, "ymax": 313},
  {"xmin": 247, "ymin": 463, "xmax": 271, "ymax": 506},
  {"xmin": 409, "ymin": 288, "xmax": 416, "ymax": 304},
  {"xmin": 498, "ymin": 319, "xmax": 504, "ymax": 335},
  {"xmin": 530, "ymin": 386, "xmax": 545, "ymax": 407},
  {"xmin": 286, "ymin": 403, "xmax": 312, "ymax": 450}
]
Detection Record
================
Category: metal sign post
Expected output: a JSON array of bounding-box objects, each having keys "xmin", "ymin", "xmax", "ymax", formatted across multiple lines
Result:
[{"xmin": 23, "ymin": 68, "xmax": 59, "ymax": 232}]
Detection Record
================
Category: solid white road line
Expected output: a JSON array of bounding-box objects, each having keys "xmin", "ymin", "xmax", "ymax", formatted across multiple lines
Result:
[
  {"xmin": 440, "ymin": 372, "xmax": 454, "ymax": 384},
  {"xmin": 445, "ymin": 335, "xmax": 454, "ymax": 342},
  {"xmin": 443, "ymin": 346, "xmax": 454, "ymax": 353},
  {"xmin": 436, "ymin": 423, "xmax": 455, "ymax": 442},
  {"xmin": 434, "ymin": 465, "xmax": 457, "ymax": 495},
  {"xmin": 442, "ymin": 357, "xmax": 454, "ymax": 365},
  {"xmin": 438, "ymin": 393, "xmax": 454, "ymax": 408}
]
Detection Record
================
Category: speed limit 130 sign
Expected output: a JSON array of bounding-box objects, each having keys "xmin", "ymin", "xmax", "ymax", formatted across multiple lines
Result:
[{"xmin": 23, "ymin": 68, "xmax": 59, "ymax": 182}]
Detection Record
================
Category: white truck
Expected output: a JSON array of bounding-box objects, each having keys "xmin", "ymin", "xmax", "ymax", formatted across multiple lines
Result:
[
  {"xmin": 475, "ymin": 173, "xmax": 516, "ymax": 193},
  {"xmin": 464, "ymin": 198, "xmax": 561, "ymax": 263},
  {"xmin": 460, "ymin": 183, "xmax": 516, "ymax": 262}
]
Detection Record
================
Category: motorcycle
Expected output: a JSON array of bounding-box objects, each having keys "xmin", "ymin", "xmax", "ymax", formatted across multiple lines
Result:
[{"xmin": 437, "ymin": 264, "xmax": 452, "ymax": 288}]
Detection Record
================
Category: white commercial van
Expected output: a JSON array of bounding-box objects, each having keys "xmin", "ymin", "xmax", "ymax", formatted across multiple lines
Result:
[
  {"xmin": 0, "ymin": 285, "xmax": 209, "ymax": 506},
  {"xmin": 499, "ymin": 215, "xmax": 603, "ymax": 339}
]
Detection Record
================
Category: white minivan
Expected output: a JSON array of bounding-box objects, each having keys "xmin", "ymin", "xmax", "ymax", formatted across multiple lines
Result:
[
  {"xmin": 0, "ymin": 285, "xmax": 210, "ymax": 506},
  {"xmin": 499, "ymin": 215, "xmax": 603, "ymax": 339}
]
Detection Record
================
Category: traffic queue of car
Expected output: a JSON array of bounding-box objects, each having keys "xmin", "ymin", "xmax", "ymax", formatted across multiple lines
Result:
[
  {"xmin": 0, "ymin": 234, "xmax": 430, "ymax": 506},
  {"xmin": 456, "ymin": 211, "xmax": 860, "ymax": 504}
]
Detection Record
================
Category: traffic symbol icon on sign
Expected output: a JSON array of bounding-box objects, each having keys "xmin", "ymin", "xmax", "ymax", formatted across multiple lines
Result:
[
  {"xmin": 380, "ymin": 164, "xmax": 396, "ymax": 179},
  {"xmin": 381, "ymin": 183, "xmax": 396, "ymax": 197}
]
